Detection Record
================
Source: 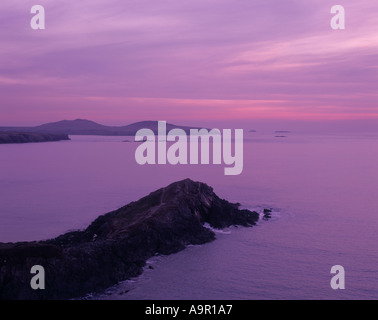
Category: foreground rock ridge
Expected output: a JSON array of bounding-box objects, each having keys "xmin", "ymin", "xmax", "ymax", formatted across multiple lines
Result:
[{"xmin": 0, "ymin": 179, "xmax": 259, "ymax": 300}]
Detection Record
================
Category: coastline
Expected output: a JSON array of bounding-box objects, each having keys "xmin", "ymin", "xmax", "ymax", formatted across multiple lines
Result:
[
  {"xmin": 0, "ymin": 179, "xmax": 259, "ymax": 300},
  {"xmin": 0, "ymin": 132, "xmax": 70, "ymax": 144}
]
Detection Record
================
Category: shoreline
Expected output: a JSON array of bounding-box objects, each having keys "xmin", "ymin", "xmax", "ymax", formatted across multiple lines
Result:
[
  {"xmin": 0, "ymin": 179, "xmax": 260, "ymax": 300},
  {"xmin": 0, "ymin": 132, "xmax": 70, "ymax": 144}
]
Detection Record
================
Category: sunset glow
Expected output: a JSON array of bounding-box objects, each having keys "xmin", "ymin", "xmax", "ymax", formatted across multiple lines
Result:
[{"xmin": 1, "ymin": 0, "xmax": 377, "ymax": 125}]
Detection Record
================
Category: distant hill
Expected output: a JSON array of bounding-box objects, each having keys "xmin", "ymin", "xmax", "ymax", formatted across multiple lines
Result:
[{"xmin": 0, "ymin": 119, "xmax": 204, "ymax": 136}]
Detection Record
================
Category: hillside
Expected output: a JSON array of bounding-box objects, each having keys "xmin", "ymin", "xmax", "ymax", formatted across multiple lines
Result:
[{"xmin": 0, "ymin": 119, "xmax": 203, "ymax": 136}]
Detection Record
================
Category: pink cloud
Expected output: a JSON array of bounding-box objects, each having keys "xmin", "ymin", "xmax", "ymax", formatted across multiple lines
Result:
[{"xmin": 0, "ymin": 0, "xmax": 377, "ymax": 125}]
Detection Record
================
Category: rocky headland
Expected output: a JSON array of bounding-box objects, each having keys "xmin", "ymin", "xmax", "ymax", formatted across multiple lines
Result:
[
  {"xmin": 0, "ymin": 132, "xmax": 70, "ymax": 144},
  {"xmin": 0, "ymin": 179, "xmax": 259, "ymax": 300}
]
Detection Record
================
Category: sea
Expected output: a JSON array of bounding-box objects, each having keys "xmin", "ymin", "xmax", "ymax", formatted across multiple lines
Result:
[{"xmin": 1, "ymin": 130, "xmax": 378, "ymax": 300}]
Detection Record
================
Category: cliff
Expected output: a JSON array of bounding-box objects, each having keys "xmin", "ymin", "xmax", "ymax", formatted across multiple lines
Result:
[
  {"xmin": 0, "ymin": 179, "xmax": 259, "ymax": 300},
  {"xmin": 0, "ymin": 132, "xmax": 70, "ymax": 144}
]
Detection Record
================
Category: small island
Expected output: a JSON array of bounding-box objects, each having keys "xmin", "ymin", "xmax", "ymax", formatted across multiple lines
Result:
[
  {"xmin": 0, "ymin": 132, "xmax": 70, "ymax": 144},
  {"xmin": 0, "ymin": 179, "xmax": 260, "ymax": 300},
  {"xmin": 274, "ymin": 130, "xmax": 291, "ymax": 134}
]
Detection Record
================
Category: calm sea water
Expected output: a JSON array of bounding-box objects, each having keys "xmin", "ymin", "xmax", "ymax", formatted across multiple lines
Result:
[{"xmin": 1, "ymin": 132, "xmax": 378, "ymax": 299}]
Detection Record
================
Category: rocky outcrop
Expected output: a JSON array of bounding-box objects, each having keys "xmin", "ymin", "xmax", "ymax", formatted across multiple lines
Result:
[
  {"xmin": 263, "ymin": 208, "xmax": 272, "ymax": 220},
  {"xmin": 0, "ymin": 132, "xmax": 70, "ymax": 144},
  {"xmin": 0, "ymin": 179, "xmax": 259, "ymax": 300}
]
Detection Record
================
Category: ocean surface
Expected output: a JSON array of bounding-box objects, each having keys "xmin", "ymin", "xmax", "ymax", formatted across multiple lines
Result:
[{"xmin": 1, "ymin": 131, "xmax": 378, "ymax": 300}]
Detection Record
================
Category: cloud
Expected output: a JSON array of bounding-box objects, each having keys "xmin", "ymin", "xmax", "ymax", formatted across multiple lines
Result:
[{"xmin": 0, "ymin": 0, "xmax": 377, "ymax": 123}]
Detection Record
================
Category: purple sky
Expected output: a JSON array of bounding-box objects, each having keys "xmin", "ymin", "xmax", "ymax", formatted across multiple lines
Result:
[{"xmin": 0, "ymin": 0, "xmax": 377, "ymax": 127}]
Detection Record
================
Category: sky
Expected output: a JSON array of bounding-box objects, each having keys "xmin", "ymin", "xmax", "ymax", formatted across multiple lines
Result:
[{"xmin": 0, "ymin": 0, "xmax": 377, "ymax": 127}]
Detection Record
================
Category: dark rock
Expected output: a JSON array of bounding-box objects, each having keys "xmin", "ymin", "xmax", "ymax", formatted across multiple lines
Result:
[
  {"xmin": 263, "ymin": 208, "xmax": 272, "ymax": 220},
  {"xmin": 0, "ymin": 179, "xmax": 259, "ymax": 300},
  {"xmin": 0, "ymin": 132, "xmax": 70, "ymax": 144},
  {"xmin": 118, "ymin": 290, "xmax": 129, "ymax": 295}
]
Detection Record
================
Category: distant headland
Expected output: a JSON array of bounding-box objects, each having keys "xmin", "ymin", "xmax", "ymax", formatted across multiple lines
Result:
[
  {"xmin": 0, "ymin": 119, "xmax": 204, "ymax": 136},
  {"xmin": 0, "ymin": 132, "xmax": 70, "ymax": 144}
]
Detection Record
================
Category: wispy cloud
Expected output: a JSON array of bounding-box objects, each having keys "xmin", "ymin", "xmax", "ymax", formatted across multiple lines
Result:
[{"xmin": 0, "ymin": 0, "xmax": 377, "ymax": 124}]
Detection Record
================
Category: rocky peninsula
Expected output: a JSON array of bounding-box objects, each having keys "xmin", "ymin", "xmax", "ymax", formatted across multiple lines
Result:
[
  {"xmin": 0, "ymin": 179, "xmax": 259, "ymax": 300},
  {"xmin": 0, "ymin": 132, "xmax": 70, "ymax": 144}
]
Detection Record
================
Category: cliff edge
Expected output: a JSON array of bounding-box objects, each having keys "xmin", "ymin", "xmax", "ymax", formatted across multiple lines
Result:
[{"xmin": 0, "ymin": 179, "xmax": 259, "ymax": 300}]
